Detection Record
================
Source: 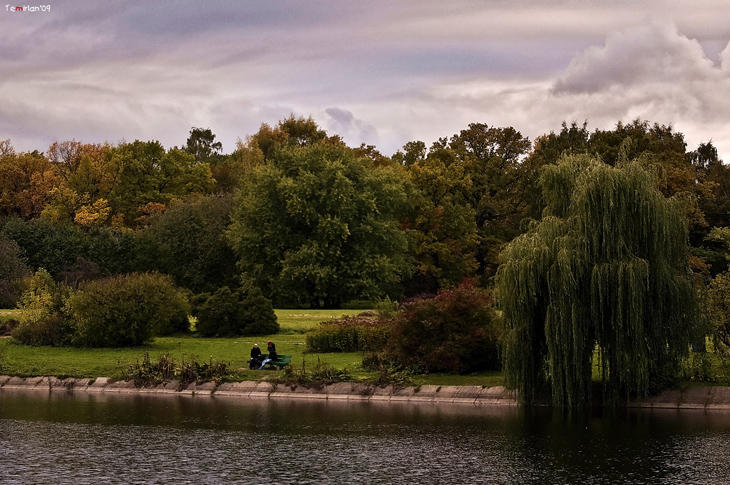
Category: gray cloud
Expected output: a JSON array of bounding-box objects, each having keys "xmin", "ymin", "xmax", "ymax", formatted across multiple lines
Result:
[
  {"xmin": 2, "ymin": 1, "xmax": 730, "ymax": 160},
  {"xmin": 553, "ymin": 21, "xmax": 718, "ymax": 95},
  {"xmin": 324, "ymin": 108, "xmax": 378, "ymax": 146}
]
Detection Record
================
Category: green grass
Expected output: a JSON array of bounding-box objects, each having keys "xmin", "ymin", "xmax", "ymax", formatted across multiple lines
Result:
[
  {"xmin": 276, "ymin": 309, "xmax": 362, "ymax": 333},
  {"xmin": 0, "ymin": 309, "xmax": 21, "ymax": 322},
  {"xmin": 0, "ymin": 308, "xmax": 506, "ymax": 387}
]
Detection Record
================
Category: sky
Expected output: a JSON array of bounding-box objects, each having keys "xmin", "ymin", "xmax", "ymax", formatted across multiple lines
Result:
[{"xmin": 2, "ymin": 0, "xmax": 730, "ymax": 159}]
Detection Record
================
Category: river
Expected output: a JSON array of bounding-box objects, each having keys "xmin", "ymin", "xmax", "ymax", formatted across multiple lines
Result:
[{"xmin": 2, "ymin": 390, "xmax": 730, "ymax": 484}]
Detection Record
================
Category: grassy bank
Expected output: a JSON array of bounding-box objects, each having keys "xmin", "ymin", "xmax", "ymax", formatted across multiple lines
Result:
[{"xmin": 0, "ymin": 309, "xmax": 506, "ymax": 387}]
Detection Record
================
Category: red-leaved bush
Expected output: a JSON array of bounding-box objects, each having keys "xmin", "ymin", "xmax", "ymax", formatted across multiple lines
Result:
[{"xmin": 384, "ymin": 281, "xmax": 501, "ymax": 374}]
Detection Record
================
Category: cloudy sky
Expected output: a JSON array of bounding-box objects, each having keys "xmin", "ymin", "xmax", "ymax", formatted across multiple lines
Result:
[{"xmin": 2, "ymin": 0, "xmax": 730, "ymax": 158}]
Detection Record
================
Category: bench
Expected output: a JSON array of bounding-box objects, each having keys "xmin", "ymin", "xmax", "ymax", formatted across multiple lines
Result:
[{"xmin": 261, "ymin": 354, "xmax": 292, "ymax": 370}]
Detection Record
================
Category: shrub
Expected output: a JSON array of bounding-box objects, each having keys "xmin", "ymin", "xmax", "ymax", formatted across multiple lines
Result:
[
  {"xmin": 384, "ymin": 281, "xmax": 501, "ymax": 374},
  {"xmin": 192, "ymin": 286, "xmax": 278, "ymax": 337},
  {"xmin": 67, "ymin": 272, "xmax": 190, "ymax": 347},
  {"xmin": 12, "ymin": 314, "xmax": 73, "ymax": 347},
  {"xmin": 241, "ymin": 287, "xmax": 279, "ymax": 335},
  {"xmin": 305, "ymin": 313, "xmax": 390, "ymax": 352},
  {"xmin": 12, "ymin": 269, "xmax": 74, "ymax": 346},
  {"xmin": 0, "ymin": 318, "xmax": 20, "ymax": 337},
  {"xmin": 124, "ymin": 352, "xmax": 231, "ymax": 387}
]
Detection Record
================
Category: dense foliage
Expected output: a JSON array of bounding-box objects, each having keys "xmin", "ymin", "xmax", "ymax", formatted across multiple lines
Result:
[
  {"xmin": 384, "ymin": 282, "xmax": 501, "ymax": 374},
  {"xmin": 13, "ymin": 271, "xmax": 189, "ymax": 347},
  {"xmin": 0, "ymin": 234, "xmax": 29, "ymax": 307},
  {"xmin": 12, "ymin": 269, "xmax": 73, "ymax": 346},
  {"xmin": 498, "ymin": 155, "xmax": 698, "ymax": 407},
  {"xmin": 305, "ymin": 313, "xmax": 390, "ymax": 353},
  {"xmin": 229, "ymin": 142, "xmax": 413, "ymax": 307},
  {"xmin": 2, "ymin": 116, "xmax": 730, "ymax": 403},
  {"xmin": 67, "ymin": 273, "xmax": 190, "ymax": 347},
  {"xmin": 192, "ymin": 286, "xmax": 279, "ymax": 337},
  {"xmin": 139, "ymin": 194, "xmax": 237, "ymax": 293}
]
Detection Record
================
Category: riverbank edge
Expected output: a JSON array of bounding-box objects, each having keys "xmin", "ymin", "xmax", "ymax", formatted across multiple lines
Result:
[{"xmin": 2, "ymin": 375, "xmax": 730, "ymax": 409}]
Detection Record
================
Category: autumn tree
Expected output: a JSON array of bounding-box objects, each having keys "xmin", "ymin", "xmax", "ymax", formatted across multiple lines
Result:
[
  {"xmin": 43, "ymin": 141, "xmax": 117, "ymax": 225},
  {"xmin": 0, "ymin": 146, "xmax": 60, "ymax": 219},
  {"xmin": 498, "ymin": 155, "xmax": 697, "ymax": 408},
  {"xmin": 401, "ymin": 123, "xmax": 534, "ymax": 291},
  {"xmin": 403, "ymin": 147, "xmax": 479, "ymax": 293},
  {"xmin": 207, "ymin": 137, "xmax": 265, "ymax": 192}
]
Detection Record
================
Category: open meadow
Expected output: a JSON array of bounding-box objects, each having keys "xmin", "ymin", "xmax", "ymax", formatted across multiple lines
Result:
[{"xmin": 0, "ymin": 309, "xmax": 505, "ymax": 387}]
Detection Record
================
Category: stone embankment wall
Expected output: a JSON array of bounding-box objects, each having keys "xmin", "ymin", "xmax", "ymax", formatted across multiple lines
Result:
[{"xmin": 2, "ymin": 375, "xmax": 730, "ymax": 408}]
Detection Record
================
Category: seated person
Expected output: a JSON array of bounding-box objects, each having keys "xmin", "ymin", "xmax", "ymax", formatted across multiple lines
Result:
[
  {"xmin": 259, "ymin": 341, "xmax": 278, "ymax": 370},
  {"xmin": 249, "ymin": 343, "xmax": 263, "ymax": 369}
]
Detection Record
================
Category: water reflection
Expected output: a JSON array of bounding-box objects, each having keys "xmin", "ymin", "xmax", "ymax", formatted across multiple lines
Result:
[{"xmin": 2, "ymin": 390, "xmax": 730, "ymax": 484}]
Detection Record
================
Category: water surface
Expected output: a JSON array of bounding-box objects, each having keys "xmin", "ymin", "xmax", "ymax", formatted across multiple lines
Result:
[{"xmin": 2, "ymin": 390, "xmax": 730, "ymax": 484}]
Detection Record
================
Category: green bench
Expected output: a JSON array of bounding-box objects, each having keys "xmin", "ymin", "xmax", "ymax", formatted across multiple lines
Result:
[{"xmin": 261, "ymin": 354, "xmax": 292, "ymax": 370}]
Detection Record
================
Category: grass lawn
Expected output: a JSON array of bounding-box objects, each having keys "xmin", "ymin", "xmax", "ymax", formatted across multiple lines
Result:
[
  {"xmin": 0, "ymin": 309, "xmax": 21, "ymax": 321},
  {"xmin": 0, "ymin": 309, "xmax": 506, "ymax": 387}
]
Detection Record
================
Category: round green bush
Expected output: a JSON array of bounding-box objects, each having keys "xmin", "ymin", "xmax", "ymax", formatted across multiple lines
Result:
[
  {"xmin": 67, "ymin": 272, "xmax": 190, "ymax": 347},
  {"xmin": 192, "ymin": 286, "xmax": 278, "ymax": 337}
]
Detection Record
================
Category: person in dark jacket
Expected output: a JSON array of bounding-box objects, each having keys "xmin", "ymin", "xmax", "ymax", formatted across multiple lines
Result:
[
  {"xmin": 267, "ymin": 341, "xmax": 278, "ymax": 360},
  {"xmin": 259, "ymin": 341, "xmax": 278, "ymax": 370},
  {"xmin": 249, "ymin": 343, "xmax": 262, "ymax": 369}
]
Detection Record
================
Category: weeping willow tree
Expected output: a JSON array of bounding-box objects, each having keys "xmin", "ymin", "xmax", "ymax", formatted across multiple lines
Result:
[{"xmin": 497, "ymin": 154, "xmax": 697, "ymax": 408}]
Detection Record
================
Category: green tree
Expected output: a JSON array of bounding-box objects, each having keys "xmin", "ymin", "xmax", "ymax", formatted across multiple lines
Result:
[
  {"xmin": 497, "ymin": 155, "xmax": 697, "ymax": 408},
  {"xmin": 530, "ymin": 119, "xmax": 715, "ymax": 246},
  {"xmin": 249, "ymin": 115, "xmax": 341, "ymax": 161},
  {"xmin": 446, "ymin": 123, "xmax": 534, "ymax": 278},
  {"xmin": 86, "ymin": 225, "xmax": 139, "ymax": 275},
  {"xmin": 141, "ymin": 194, "xmax": 237, "ymax": 293},
  {"xmin": 403, "ymin": 151, "xmax": 479, "ymax": 293},
  {"xmin": 706, "ymin": 227, "xmax": 730, "ymax": 353},
  {"xmin": 240, "ymin": 286, "xmax": 279, "ymax": 335},
  {"xmin": 184, "ymin": 127, "xmax": 223, "ymax": 163},
  {"xmin": 229, "ymin": 143, "xmax": 413, "ymax": 307},
  {"xmin": 392, "ymin": 140, "xmax": 427, "ymax": 166},
  {"xmin": 0, "ymin": 233, "xmax": 30, "ymax": 307},
  {"xmin": 106, "ymin": 140, "xmax": 215, "ymax": 225},
  {"xmin": 1, "ymin": 218, "xmax": 86, "ymax": 278},
  {"xmin": 401, "ymin": 123, "xmax": 534, "ymax": 291}
]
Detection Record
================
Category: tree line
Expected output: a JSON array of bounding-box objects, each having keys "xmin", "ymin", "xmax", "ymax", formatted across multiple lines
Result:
[
  {"xmin": 2, "ymin": 117, "xmax": 727, "ymax": 306},
  {"xmin": 2, "ymin": 115, "xmax": 730, "ymax": 406}
]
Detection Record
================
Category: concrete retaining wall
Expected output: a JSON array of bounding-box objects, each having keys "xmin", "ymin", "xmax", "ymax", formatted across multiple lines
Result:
[
  {"xmin": 0, "ymin": 375, "xmax": 516, "ymax": 405},
  {"xmin": 2, "ymin": 375, "xmax": 730, "ymax": 409}
]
